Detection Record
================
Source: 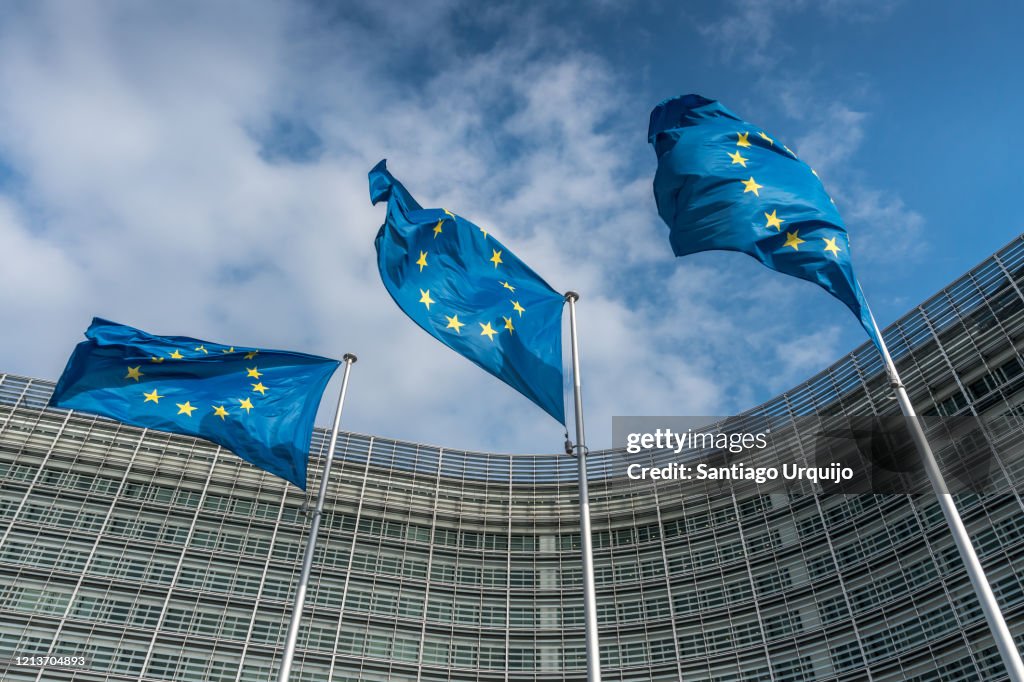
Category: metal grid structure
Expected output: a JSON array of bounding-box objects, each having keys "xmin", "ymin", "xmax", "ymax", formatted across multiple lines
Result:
[{"xmin": 3, "ymin": 236, "xmax": 1024, "ymax": 680}]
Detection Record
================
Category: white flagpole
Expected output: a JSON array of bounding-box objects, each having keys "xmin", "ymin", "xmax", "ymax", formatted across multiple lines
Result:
[
  {"xmin": 276, "ymin": 353, "xmax": 357, "ymax": 682},
  {"xmin": 870, "ymin": 318, "xmax": 1024, "ymax": 681},
  {"xmin": 565, "ymin": 292, "xmax": 602, "ymax": 682}
]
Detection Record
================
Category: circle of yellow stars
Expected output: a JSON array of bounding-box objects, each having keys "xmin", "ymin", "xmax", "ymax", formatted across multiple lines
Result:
[
  {"xmin": 135, "ymin": 347, "xmax": 267, "ymax": 422},
  {"xmin": 412, "ymin": 208, "xmax": 527, "ymax": 343},
  {"xmin": 728, "ymin": 128, "xmax": 845, "ymax": 259}
]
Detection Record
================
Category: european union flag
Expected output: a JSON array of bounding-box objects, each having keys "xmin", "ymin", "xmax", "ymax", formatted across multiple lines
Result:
[
  {"xmin": 370, "ymin": 160, "xmax": 566, "ymax": 424},
  {"xmin": 49, "ymin": 319, "xmax": 340, "ymax": 489},
  {"xmin": 648, "ymin": 94, "xmax": 882, "ymax": 350}
]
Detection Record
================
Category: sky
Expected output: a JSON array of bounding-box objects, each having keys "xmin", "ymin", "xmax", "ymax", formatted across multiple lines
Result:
[{"xmin": 0, "ymin": 0, "xmax": 1020, "ymax": 455}]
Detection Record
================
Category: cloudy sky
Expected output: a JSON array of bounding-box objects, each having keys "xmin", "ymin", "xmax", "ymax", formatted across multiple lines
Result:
[{"xmin": 0, "ymin": 1, "xmax": 1020, "ymax": 454}]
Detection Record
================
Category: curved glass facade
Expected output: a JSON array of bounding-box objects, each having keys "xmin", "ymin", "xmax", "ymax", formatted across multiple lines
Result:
[{"xmin": 3, "ymin": 236, "xmax": 1024, "ymax": 681}]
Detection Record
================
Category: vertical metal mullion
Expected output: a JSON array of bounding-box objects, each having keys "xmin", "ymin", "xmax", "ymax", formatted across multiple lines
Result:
[
  {"xmin": 914, "ymin": 301, "xmax": 1022, "ymax": 671},
  {"xmin": 782, "ymin": 391, "xmax": 874, "ymax": 681},
  {"xmin": 414, "ymin": 447, "xmax": 443, "ymax": 681},
  {"xmin": 233, "ymin": 481, "xmax": 290, "ymax": 682},
  {"xmin": 729, "ymin": 491, "xmax": 777, "ymax": 682},
  {"xmin": 327, "ymin": 435, "xmax": 373, "ymax": 681},
  {"xmin": 914, "ymin": 307, "xmax": 973, "ymax": 408},
  {"xmin": 0, "ymin": 404, "xmax": 74, "ymax": 550},
  {"xmin": 809, "ymin": 492, "xmax": 875, "ymax": 678},
  {"xmin": 504, "ymin": 464, "xmax": 512, "ymax": 682},
  {"xmin": 0, "ymin": 372, "xmax": 10, "ymax": 433},
  {"xmin": 888, "ymin": 458, "xmax": 976, "ymax": 663},
  {"xmin": 919, "ymin": 295, "xmax": 1024, "ymax": 515},
  {"xmin": 994, "ymin": 253, "xmax": 1024, "ymax": 316},
  {"xmin": 848, "ymin": 354, "xmax": 885, "ymax": 417},
  {"xmin": 32, "ymin": 423, "xmax": 149, "ymax": 682},
  {"xmin": 646, "ymin": 475, "xmax": 684, "ymax": 681},
  {"xmin": 138, "ymin": 445, "xmax": 224, "ymax": 677},
  {"xmin": 985, "ymin": 255, "xmax": 1024, "ymax": 428},
  {"xmin": 965, "ymin": 271, "xmax": 1021, "ymax": 360}
]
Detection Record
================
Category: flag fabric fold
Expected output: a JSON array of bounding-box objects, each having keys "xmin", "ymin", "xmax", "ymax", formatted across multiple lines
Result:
[
  {"xmin": 370, "ymin": 159, "xmax": 566, "ymax": 424},
  {"xmin": 648, "ymin": 94, "xmax": 882, "ymax": 350},
  {"xmin": 49, "ymin": 318, "xmax": 339, "ymax": 489}
]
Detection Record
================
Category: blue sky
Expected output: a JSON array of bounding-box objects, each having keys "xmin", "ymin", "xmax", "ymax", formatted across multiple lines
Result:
[{"xmin": 0, "ymin": 0, "xmax": 1020, "ymax": 453}]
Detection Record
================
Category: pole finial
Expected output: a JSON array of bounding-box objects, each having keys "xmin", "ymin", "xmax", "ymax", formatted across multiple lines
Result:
[
  {"xmin": 564, "ymin": 291, "xmax": 579, "ymax": 302},
  {"xmin": 343, "ymin": 353, "xmax": 358, "ymax": 364}
]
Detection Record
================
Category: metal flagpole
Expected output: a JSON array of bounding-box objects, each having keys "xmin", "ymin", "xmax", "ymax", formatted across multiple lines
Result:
[
  {"xmin": 276, "ymin": 353, "xmax": 357, "ymax": 682},
  {"xmin": 565, "ymin": 292, "xmax": 602, "ymax": 682},
  {"xmin": 870, "ymin": 318, "xmax": 1024, "ymax": 681}
]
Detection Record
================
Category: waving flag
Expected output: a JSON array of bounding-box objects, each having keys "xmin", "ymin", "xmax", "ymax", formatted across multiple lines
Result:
[
  {"xmin": 648, "ymin": 94, "xmax": 881, "ymax": 350},
  {"xmin": 370, "ymin": 160, "xmax": 566, "ymax": 424},
  {"xmin": 49, "ymin": 318, "xmax": 339, "ymax": 489}
]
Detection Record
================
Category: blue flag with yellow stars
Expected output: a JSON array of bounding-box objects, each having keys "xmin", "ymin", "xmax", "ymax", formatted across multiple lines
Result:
[
  {"xmin": 370, "ymin": 160, "xmax": 566, "ymax": 425},
  {"xmin": 49, "ymin": 318, "xmax": 340, "ymax": 489},
  {"xmin": 648, "ymin": 94, "xmax": 882, "ymax": 351}
]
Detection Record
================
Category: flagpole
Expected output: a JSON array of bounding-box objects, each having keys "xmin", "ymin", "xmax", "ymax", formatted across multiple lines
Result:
[
  {"xmin": 869, "ymin": 318, "xmax": 1024, "ymax": 681},
  {"xmin": 565, "ymin": 292, "xmax": 602, "ymax": 682},
  {"xmin": 276, "ymin": 353, "xmax": 357, "ymax": 682}
]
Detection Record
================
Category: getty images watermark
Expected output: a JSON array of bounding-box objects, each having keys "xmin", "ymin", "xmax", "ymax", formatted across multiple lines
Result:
[
  {"xmin": 610, "ymin": 415, "xmax": 1013, "ymax": 496},
  {"xmin": 623, "ymin": 428, "xmax": 853, "ymax": 484}
]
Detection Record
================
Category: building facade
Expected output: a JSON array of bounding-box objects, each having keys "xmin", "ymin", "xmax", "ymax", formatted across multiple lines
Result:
[{"xmin": 4, "ymin": 236, "xmax": 1024, "ymax": 681}]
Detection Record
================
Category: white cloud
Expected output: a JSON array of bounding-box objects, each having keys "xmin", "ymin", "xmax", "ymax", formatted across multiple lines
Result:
[
  {"xmin": 783, "ymin": 97, "xmax": 926, "ymax": 265},
  {"xmin": 700, "ymin": 0, "xmax": 904, "ymax": 68},
  {"xmin": 0, "ymin": 0, "xmax": 895, "ymax": 455},
  {"xmin": 836, "ymin": 183, "xmax": 925, "ymax": 262},
  {"xmin": 819, "ymin": 0, "xmax": 902, "ymax": 22},
  {"xmin": 0, "ymin": 198, "xmax": 88, "ymax": 364},
  {"xmin": 790, "ymin": 104, "xmax": 867, "ymax": 175},
  {"xmin": 698, "ymin": 0, "xmax": 804, "ymax": 69},
  {"xmin": 700, "ymin": 1, "xmax": 926, "ymax": 268}
]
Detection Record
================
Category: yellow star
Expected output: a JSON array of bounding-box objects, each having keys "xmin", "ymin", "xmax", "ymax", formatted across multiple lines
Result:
[
  {"xmin": 251, "ymin": 382, "xmax": 268, "ymax": 395},
  {"xmin": 503, "ymin": 316, "xmax": 514, "ymax": 333},
  {"xmin": 213, "ymin": 405, "xmax": 229, "ymax": 420},
  {"xmin": 432, "ymin": 219, "xmax": 443, "ymax": 238},
  {"xmin": 823, "ymin": 236, "xmax": 842, "ymax": 257},
  {"xmin": 445, "ymin": 314, "xmax": 465, "ymax": 334},
  {"xmin": 143, "ymin": 389, "xmax": 163, "ymax": 404},
  {"xmin": 783, "ymin": 230, "xmax": 806, "ymax": 251},
  {"xmin": 783, "ymin": 144, "xmax": 796, "ymax": 157},
  {"xmin": 478, "ymin": 225, "xmax": 488, "ymax": 239},
  {"xmin": 150, "ymin": 356, "xmax": 164, "ymax": 363},
  {"xmin": 511, "ymin": 300, "xmax": 525, "ymax": 316},
  {"xmin": 501, "ymin": 281, "xmax": 515, "ymax": 292},
  {"xmin": 728, "ymin": 150, "xmax": 748, "ymax": 167},
  {"xmin": 169, "ymin": 350, "xmax": 184, "ymax": 360},
  {"xmin": 176, "ymin": 401, "xmax": 196, "ymax": 416},
  {"xmin": 246, "ymin": 367, "xmax": 262, "ymax": 379},
  {"xmin": 238, "ymin": 397, "xmax": 254, "ymax": 413},
  {"xmin": 443, "ymin": 208, "xmax": 455, "ymax": 219},
  {"xmin": 490, "ymin": 250, "xmax": 503, "ymax": 268},
  {"xmin": 244, "ymin": 350, "xmax": 258, "ymax": 360},
  {"xmin": 811, "ymin": 168, "xmax": 819, "ymax": 178},
  {"xmin": 195, "ymin": 345, "xmax": 208, "ymax": 354},
  {"xmin": 742, "ymin": 177, "xmax": 762, "ymax": 196},
  {"xmin": 416, "ymin": 251, "xmax": 428, "ymax": 272},
  {"xmin": 419, "ymin": 289, "xmax": 435, "ymax": 310},
  {"xmin": 125, "ymin": 366, "xmax": 143, "ymax": 382},
  {"xmin": 480, "ymin": 322, "xmax": 498, "ymax": 341},
  {"xmin": 759, "ymin": 131, "xmax": 774, "ymax": 145},
  {"xmin": 736, "ymin": 132, "xmax": 751, "ymax": 148},
  {"xmin": 764, "ymin": 210, "xmax": 784, "ymax": 231},
  {"xmin": 221, "ymin": 347, "xmax": 235, "ymax": 354}
]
